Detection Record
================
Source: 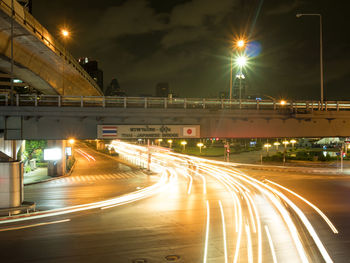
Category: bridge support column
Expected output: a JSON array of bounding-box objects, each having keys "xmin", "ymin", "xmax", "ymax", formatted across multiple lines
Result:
[
  {"xmin": 47, "ymin": 140, "xmax": 66, "ymax": 177},
  {"xmin": 0, "ymin": 161, "xmax": 23, "ymax": 209}
]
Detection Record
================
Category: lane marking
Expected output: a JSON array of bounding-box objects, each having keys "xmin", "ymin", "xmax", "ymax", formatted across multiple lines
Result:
[{"xmin": 0, "ymin": 219, "xmax": 71, "ymax": 232}]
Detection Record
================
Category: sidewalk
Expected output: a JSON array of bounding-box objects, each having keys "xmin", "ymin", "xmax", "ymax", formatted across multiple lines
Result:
[{"xmin": 23, "ymin": 168, "xmax": 51, "ymax": 185}]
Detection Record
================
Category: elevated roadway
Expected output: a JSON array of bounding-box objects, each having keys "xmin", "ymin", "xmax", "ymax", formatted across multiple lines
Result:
[
  {"xmin": 1, "ymin": 95, "xmax": 350, "ymax": 139},
  {"xmin": 0, "ymin": 0, "xmax": 102, "ymax": 95}
]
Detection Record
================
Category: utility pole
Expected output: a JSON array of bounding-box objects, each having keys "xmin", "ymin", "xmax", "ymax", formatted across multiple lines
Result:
[{"xmin": 10, "ymin": 0, "xmax": 14, "ymax": 105}]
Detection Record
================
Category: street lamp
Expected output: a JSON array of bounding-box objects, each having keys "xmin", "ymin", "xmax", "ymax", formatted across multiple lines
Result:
[
  {"xmin": 230, "ymin": 38, "xmax": 246, "ymax": 100},
  {"xmin": 167, "ymin": 139, "xmax": 173, "ymax": 148},
  {"xmin": 273, "ymin": 141, "xmax": 281, "ymax": 151},
  {"xmin": 290, "ymin": 139, "xmax": 297, "ymax": 149},
  {"xmin": 296, "ymin": 13, "xmax": 324, "ymax": 109},
  {"xmin": 235, "ymin": 55, "xmax": 248, "ymax": 104},
  {"xmin": 197, "ymin": 142, "xmax": 204, "ymax": 153},
  {"xmin": 264, "ymin": 143, "xmax": 272, "ymax": 155},
  {"xmin": 156, "ymin": 138, "xmax": 163, "ymax": 146},
  {"xmin": 181, "ymin": 141, "xmax": 187, "ymax": 151},
  {"xmin": 60, "ymin": 28, "xmax": 70, "ymax": 95}
]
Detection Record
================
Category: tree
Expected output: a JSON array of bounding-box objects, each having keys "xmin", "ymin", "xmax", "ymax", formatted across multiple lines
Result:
[{"xmin": 25, "ymin": 140, "xmax": 47, "ymax": 160}]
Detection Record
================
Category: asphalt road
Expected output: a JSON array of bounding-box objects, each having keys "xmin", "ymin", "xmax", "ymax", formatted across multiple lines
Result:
[{"xmin": 0, "ymin": 143, "xmax": 349, "ymax": 263}]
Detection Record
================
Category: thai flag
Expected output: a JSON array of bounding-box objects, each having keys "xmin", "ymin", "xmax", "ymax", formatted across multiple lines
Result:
[{"xmin": 102, "ymin": 126, "xmax": 117, "ymax": 137}]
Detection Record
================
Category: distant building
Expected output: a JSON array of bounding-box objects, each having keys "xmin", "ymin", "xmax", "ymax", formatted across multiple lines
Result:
[
  {"xmin": 232, "ymin": 71, "xmax": 247, "ymax": 99},
  {"xmin": 155, "ymin": 82, "xmax": 169, "ymax": 97},
  {"xmin": 104, "ymin": 78, "xmax": 126, "ymax": 96},
  {"xmin": 78, "ymin": 57, "xmax": 103, "ymax": 91}
]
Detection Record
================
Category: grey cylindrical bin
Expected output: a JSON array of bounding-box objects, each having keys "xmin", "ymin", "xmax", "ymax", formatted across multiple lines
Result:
[{"xmin": 0, "ymin": 162, "xmax": 23, "ymax": 208}]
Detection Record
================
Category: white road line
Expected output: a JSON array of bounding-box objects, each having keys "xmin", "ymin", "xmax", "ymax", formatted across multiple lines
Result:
[{"xmin": 0, "ymin": 219, "xmax": 71, "ymax": 232}]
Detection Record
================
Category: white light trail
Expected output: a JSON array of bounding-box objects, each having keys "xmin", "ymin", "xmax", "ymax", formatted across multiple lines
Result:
[
  {"xmin": 265, "ymin": 225, "xmax": 278, "ymax": 263},
  {"xmin": 266, "ymin": 179, "xmax": 338, "ymax": 234},
  {"xmin": 203, "ymin": 200, "xmax": 210, "ymax": 263},
  {"xmin": 219, "ymin": 200, "xmax": 228, "ymax": 263}
]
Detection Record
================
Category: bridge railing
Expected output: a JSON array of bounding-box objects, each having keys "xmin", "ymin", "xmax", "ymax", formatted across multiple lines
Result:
[{"xmin": 2, "ymin": 94, "xmax": 350, "ymax": 112}]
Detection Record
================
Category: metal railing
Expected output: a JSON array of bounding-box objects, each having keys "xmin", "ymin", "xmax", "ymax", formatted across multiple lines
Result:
[{"xmin": 1, "ymin": 94, "xmax": 350, "ymax": 112}]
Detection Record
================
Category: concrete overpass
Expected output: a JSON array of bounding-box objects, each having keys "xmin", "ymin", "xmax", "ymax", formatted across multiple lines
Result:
[
  {"xmin": 2, "ymin": 95, "xmax": 350, "ymax": 139},
  {"xmin": 0, "ymin": 0, "xmax": 102, "ymax": 96}
]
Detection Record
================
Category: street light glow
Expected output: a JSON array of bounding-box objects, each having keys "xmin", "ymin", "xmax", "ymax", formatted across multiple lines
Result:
[
  {"xmin": 181, "ymin": 141, "xmax": 187, "ymax": 145},
  {"xmin": 68, "ymin": 138, "xmax": 75, "ymax": 145},
  {"xmin": 235, "ymin": 55, "xmax": 247, "ymax": 67},
  {"xmin": 61, "ymin": 29, "xmax": 69, "ymax": 37},
  {"xmin": 280, "ymin": 100, "xmax": 287, "ymax": 105},
  {"xmin": 237, "ymin": 39, "xmax": 245, "ymax": 48}
]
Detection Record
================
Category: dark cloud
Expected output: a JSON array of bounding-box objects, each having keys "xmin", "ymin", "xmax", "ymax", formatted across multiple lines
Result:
[{"xmin": 33, "ymin": 0, "xmax": 350, "ymax": 100}]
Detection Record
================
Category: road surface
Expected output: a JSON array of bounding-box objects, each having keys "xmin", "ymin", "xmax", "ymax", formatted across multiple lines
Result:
[{"xmin": 0, "ymin": 142, "xmax": 349, "ymax": 262}]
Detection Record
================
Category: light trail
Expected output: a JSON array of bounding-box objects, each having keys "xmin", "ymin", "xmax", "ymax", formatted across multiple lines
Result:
[
  {"xmin": 246, "ymin": 224, "xmax": 253, "ymax": 263},
  {"xmin": 264, "ymin": 225, "xmax": 278, "ymax": 263},
  {"xmin": 266, "ymin": 179, "xmax": 338, "ymax": 234},
  {"xmin": 203, "ymin": 200, "xmax": 210, "ymax": 263},
  {"xmin": 0, "ymin": 219, "xmax": 70, "ymax": 232},
  {"xmin": 219, "ymin": 200, "xmax": 228, "ymax": 263}
]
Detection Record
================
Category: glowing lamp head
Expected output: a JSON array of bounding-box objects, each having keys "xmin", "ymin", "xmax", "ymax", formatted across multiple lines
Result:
[
  {"xmin": 235, "ymin": 55, "xmax": 247, "ymax": 67},
  {"xmin": 158, "ymin": 139, "xmax": 163, "ymax": 142},
  {"xmin": 282, "ymin": 140, "xmax": 289, "ymax": 145},
  {"xmin": 181, "ymin": 141, "xmax": 187, "ymax": 146},
  {"xmin": 290, "ymin": 139, "xmax": 297, "ymax": 144},
  {"xmin": 280, "ymin": 100, "xmax": 287, "ymax": 105},
  {"xmin": 197, "ymin": 142, "xmax": 204, "ymax": 147},
  {"xmin": 68, "ymin": 138, "xmax": 75, "ymax": 145},
  {"xmin": 274, "ymin": 142, "xmax": 281, "ymax": 146},
  {"xmin": 167, "ymin": 139, "xmax": 173, "ymax": 143},
  {"xmin": 264, "ymin": 143, "xmax": 272, "ymax": 148},
  {"xmin": 237, "ymin": 39, "xmax": 245, "ymax": 48},
  {"xmin": 61, "ymin": 29, "xmax": 69, "ymax": 37}
]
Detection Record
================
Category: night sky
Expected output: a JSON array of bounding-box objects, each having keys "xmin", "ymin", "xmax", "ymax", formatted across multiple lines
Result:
[{"xmin": 33, "ymin": 0, "xmax": 350, "ymax": 100}]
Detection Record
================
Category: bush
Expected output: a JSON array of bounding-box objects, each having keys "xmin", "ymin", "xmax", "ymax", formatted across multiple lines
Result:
[{"xmin": 24, "ymin": 166, "xmax": 31, "ymax": 173}]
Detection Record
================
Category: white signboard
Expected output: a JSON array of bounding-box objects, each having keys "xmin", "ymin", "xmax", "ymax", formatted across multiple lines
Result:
[
  {"xmin": 97, "ymin": 125, "xmax": 200, "ymax": 139},
  {"xmin": 44, "ymin": 148, "xmax": 62, "ymax": 161}
]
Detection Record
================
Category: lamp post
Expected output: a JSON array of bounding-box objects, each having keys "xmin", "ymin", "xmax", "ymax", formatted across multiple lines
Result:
[
  {"xmin": 282, "ymin": 140, "xmax": 289, "ymax": 165},
  {"xmin": 296, "ymin": 13, "xmax": 324, "ymax": 109},
  {"xmin": 167, "ymin": 139, "xmax": 173, "ymax": 148},
  {"xmin": 274, "ymin": 141, "xmax": 281, "ymax": 151},
  {"xmin": 264, "ymin": 143, "xmax": 272, "ymax": 156},
  {"xmin": 230, "ymin": 39, "xmax": 246, "ymax": 100},
  {"xmin": 181, "ymin": 141, "xmax": 187, "ymax": 151},
  {"xmin": 290, "ymin": 139, "xmax": 297, "ymax": 149},
  {"xmin": 197, "ymin": 142, "xmax": 204, "ymax": 154},
  {"xmin": 235, "ymin": 55, "xmax": 247, "ymax": 105},
  {"xmin": 60, "ymin": 29, "xmax": 70, "ymax": 95}
]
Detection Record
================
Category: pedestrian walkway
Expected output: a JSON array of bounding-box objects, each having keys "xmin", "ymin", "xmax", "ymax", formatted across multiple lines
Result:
[
  {"xmin": 23, "ymin": 168, "xmax": 51, "ymax": 185},
  {"xmin": 48, "ymin": 170, "xmax": 144, "ymax": 186}
]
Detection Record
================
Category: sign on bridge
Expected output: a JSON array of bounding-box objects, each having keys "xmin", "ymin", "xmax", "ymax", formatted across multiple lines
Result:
[{"xmin": 97, "ymin": 125, "xmax": 200, "ymax": 139}]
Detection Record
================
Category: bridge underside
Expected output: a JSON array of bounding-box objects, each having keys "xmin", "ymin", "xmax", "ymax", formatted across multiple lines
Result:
[
  {"xmin": 1, "ymin": 107, "xmax": 350, "ymax": 139},
  {"xmin": 0, "ymin": 1, "xmax": 102, "ymax": 96}
]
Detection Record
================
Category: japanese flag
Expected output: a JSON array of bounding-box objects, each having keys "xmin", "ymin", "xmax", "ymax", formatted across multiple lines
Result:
[{"xmin": 183, "ymin": 127, "xmax": 197, "ymax": 137}]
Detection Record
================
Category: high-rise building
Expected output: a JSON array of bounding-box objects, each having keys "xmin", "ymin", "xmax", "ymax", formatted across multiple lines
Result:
[
  {"xmin": 104, "ymin": 78, "xmax": 125, "ymax": 96},
  {"xmin": 232, "ymin": 70, "xmax": 247, "ymax": 99},
  {"xmin": 155, "ymin": 82, "xmax": 169, "ymax": 97},
  {"xmin": 78, "ymin": 57, "xmax": 103, "ymax": 91}
]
